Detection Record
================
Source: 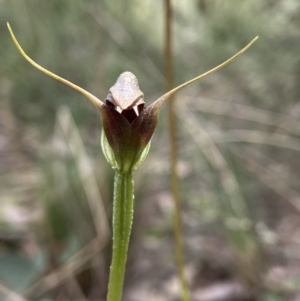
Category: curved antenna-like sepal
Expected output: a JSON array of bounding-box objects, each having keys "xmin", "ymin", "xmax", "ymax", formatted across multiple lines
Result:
[
  {"xmin": 149, "ymin": 36, "xmax": 259, "ymax": 114},
  {"xmin": 7, "ymin": 23, "xmax": 103, "ymax": 109}
]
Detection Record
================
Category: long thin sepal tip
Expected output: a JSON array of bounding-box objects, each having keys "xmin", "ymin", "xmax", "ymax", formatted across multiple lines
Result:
[
  {"xmin": 7, "ymin": 22, "xmax": 103, "ymax": 109},
  {"xmin": 151, "ymin": 36, "xmax": 259, "ymax": 111}
]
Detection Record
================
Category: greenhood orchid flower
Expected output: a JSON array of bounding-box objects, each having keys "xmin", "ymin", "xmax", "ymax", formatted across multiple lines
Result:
[
  {"xmin": 7, "ymin": 23, "xmax": 257, "ymax": 173},
  {"xmin": 100, "ymin": 71, "xmax": 157, "ymax": 172},
  {"xmin": 7, "ymin": 23, "xmax": 258, "ymax": 301}
]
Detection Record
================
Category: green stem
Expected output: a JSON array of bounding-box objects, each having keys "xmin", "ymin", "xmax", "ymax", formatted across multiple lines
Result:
[{"xmin": 107, "ymin": 171, "xmax": 134, "ymax": 301}]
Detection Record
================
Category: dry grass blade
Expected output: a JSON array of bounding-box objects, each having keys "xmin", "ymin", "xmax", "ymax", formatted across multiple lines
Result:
[
  {"xmin": 273, "ymin": 101, "xmax": 300, "ymax": 134},
  {"xmin": 64, "ymin": 276, "xmax": 88, "ymax": 301},
  {"xmin": 177, "ymin": 105, "xmax": 247, "ymax": 217},
  {"xmin": 164, "ymin": 0, "xmax": 190, "ymax": 300},
  {"xmin": 23, "ymin": 238, "xmax": 104, "ymax": 298},
  {"xmin": 184, "ymin": 96, "xmax": 300, "ymax": 134},
  {"xmin": 177, "ymin": 105, "xmax": 261, "ymax": 285},
  {"xmin": 208, "ymin": 129, "xmax": 300, "ymax": 152},
  {"xmin": 0, "ymin": 282, "xmax": 29, "ymax": 301},
  {"xmin": 243, "ymin": 148, "xmax": 300, "ymax": 187},
  {"xmin": 56, "ymin": 106, "xmax": 110, "ymax": 239},
  {"xmin": 231, "ymin": 146, "xmax": 300, "ymax": 213},
  {"xmin": 23, "ymin": 107, "xmax": 109, "ymax": 298}
]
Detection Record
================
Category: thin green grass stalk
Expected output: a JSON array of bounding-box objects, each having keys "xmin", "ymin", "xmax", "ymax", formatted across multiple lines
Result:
[
  {"xmin": 164, "ymin": 0, "xmax": 190, "ymax": 300},
  {"xmin": 107, "ymin": 171, "xmax": 134, "ymax": 301}
]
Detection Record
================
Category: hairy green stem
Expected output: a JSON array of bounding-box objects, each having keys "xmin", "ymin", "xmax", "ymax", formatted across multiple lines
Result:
[{"xmin": 107, "ymin": 171, "xmax": 134, "ymax": 301}]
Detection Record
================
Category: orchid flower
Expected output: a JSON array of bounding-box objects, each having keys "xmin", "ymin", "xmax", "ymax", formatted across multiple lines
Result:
[{"xmin": 7, "ymin": 23, "xmax": 258, "ymax": 301}]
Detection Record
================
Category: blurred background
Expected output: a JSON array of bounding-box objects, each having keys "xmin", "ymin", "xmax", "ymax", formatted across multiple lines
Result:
[{"xmin": 1, "ymin": 0, "xmax": 300, "ymax": 300}]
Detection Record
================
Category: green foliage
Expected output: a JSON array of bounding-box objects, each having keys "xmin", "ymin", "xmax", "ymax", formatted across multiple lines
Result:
[{"xmin": 2, "ymin": 0, "xmax": 300, "ymax": 299}]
